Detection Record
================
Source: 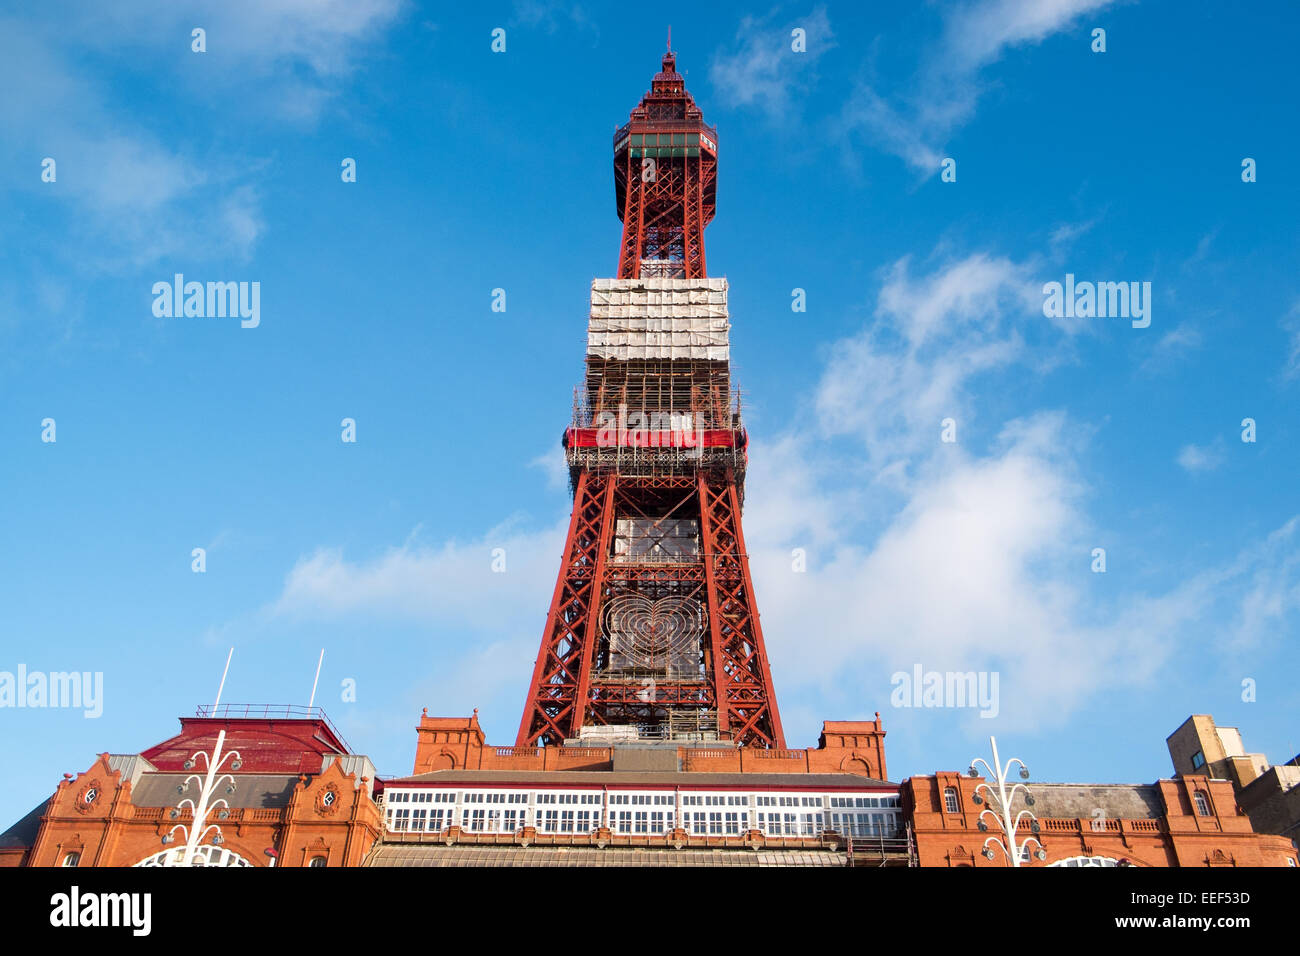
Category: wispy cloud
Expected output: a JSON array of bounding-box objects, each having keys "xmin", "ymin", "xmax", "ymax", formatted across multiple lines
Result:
[
  {"xmin": 1230, "ymin": 517, "xmax": 1300, "ymax": 649},
  {"xmin": 273, "ymin": 519, "xmax": 564, "ymax": 629},
  {"xmin": 1176, "ymin": 440, "xmax": 1224, "ymax": 473},
  {"xmin": 746, "ymin": 240, "xmax": 1297, "ymax": 734},
  {"xmin": 813, "ymin": 251, "xmax": 1041, "ymax": 476},
  {"xmin": 0, "ymin": 2, "xmax": 405, "ymax": 277},
  {"xmin": 840, "ymin": 0, "xmax": 1115, "ymax": 173},
  {"xmin": 1049, "ymin": 214, "xmax": 1102, "ymax": 252},
  {"xmin": 710, "ymin": 6, "xmax": 835, "ymax": 121},
  {"xmin": 509, "ymin": 0, "xmax": 599, "ymax": 37},
  {"xmin": 73, "ymin": 0, "xmax": 407, "ymax": 118},
  {"xmin": 1283, "ymin": 300, "xmax": 1300, "ymax": 380},
  {"xmin": 0, "ymin": 21, "xmax": 253, "ymax": 270},
  {"xmin": 1141, "ymin": 324, "xmax": 1203, "ymax": 374}
]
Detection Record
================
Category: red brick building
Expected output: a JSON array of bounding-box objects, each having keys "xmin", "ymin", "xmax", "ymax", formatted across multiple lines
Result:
[
  {"xmin": 906, "ymin": 772, "xmax": 1298, "ymax": 868},
  {"xmin": 1, "ymin": 706, "xmax": 382, "ymax": 868},
  {"xmin": 5, "ymin": 704, "xmax": 1297, "ymax": 867}
]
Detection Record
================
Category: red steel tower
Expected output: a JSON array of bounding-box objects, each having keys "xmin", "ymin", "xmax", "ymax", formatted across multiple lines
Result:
[{"xmin": 517, "ymin": 47, "xmax": 785, "ymax": 749}]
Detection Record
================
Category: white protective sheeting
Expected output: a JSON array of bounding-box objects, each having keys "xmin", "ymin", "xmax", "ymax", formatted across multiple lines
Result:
[{"xmin": 589, "ymin": 277, "xmax": 729, "ymax": 361}]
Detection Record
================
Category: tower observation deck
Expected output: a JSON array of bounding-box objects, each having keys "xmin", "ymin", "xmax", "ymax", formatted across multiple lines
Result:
[{"xmin": 613, "ymin": 49, "xmax": 717, "ymax": 280}]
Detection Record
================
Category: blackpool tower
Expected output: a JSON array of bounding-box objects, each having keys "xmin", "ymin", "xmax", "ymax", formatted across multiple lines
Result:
[{"xmin": 517, "ymin": 46, "xmax": 785, "ymax": 749}]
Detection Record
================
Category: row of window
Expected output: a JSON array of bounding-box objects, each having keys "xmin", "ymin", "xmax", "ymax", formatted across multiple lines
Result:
[
  {"xmin": 384, "ymin": 789, "xmax": 898, "ymax": 810},
  {"xmin": 830, "ymin": 796, "xmax": 900, "ymax": 809},
  {"xmin": 611, "ymin": 793, "xmax": 674, "ymax": 805},
  {"xmin": 536, "ymin": 793, "xmax": 601, "ymax": 805},
  {"xmin": 385, "ymin": 804, "xmax": 901, "ymax": 838},
  {"xmin": 683, "ymin": 795, "xmax": 746, "ymax": 806},
  {"xmin": 386, "ymin": 791, "xmax": 455, "ymax": 804},
  {"xmin": 622, "ymin": 132, "xmax": 707, "ymax": 148},
  {"xmin": 757, "ymin": 796, "xmax": 822, "ymax": 807},
  {"xmin": 460, "ymin": 792, "xmax": 527, "ymax": 804}
]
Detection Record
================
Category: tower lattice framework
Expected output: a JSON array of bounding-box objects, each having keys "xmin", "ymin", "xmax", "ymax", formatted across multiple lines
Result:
[{"xmin": 517, "ymin": 48, "xmax": 785, "ymax": 749}]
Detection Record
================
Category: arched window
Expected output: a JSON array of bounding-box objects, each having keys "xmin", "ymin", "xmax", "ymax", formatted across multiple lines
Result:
[
  {"xmin": 943, "ymin": 787, "xmax": 959, "ymax": 813},
  {"xmin": 134, "ymin": 846, "xmax": 253, "ymax": 867},
  {"xmin": 1193, "ymin": 791, "xmax": 1211, "ymax": 816},
  {"xmin": 1049, "ymin": 855, "xmax": 1119, "ymax": 867},
  {"xmin": 308, "ymin": 856, "xmax": 328, "ymax": 867},
  {"xmin": 61, "ymin": 852, "xmax": 80, "ymax": 867}
]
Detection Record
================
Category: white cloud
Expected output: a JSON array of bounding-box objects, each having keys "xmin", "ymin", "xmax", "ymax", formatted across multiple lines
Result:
[
  {"xmin": 813, "ymin": 252, "xmax": 1039, "ymax": 476},
  {"xmin": 0, "ymin": 2, "xmax": 405, "ymax": 274},
  {"xmin": 842, "ymin": 0, "xmax": 1115, "ymax": 173},
  {"xmin": 273, "ymin": 518, "xmax": 565, "ymax": 630},
  {"xmin": 1230, "ymin": 518, "xmax": 1300, "ymax": 648},
  {"xmin": 509, "ymin": 1, "xmax": 598, "ymax": 36},
  {"xmin": 529, "ymin": 445, "xmax": 570, "ymax": 492},
  {"xmin": 267, "ymin": 517, "xmax": 567, "ymax": 713},
  {"xmin": 745, "ymin": 239, "xmax": 1296, "ymax": 736},
  {"xmin": 76, "ymin": 1, "xmax": 406, "ymax": 107},
  {"xmin": 1142, "ymin": 324, "xmax": 1203, "ymax": 374},
  {"xmin": 748, "ymin": 412, "xmax": 1118, "ymax": 731},
  {"xmin": 1176, "ymin": 441, "xmax": 1224, "ymax": 473},
  {"xmin": 710, "ymin": 6, "xmax": 835, "ymax": 120},
  {"xmin": 1049, "ymin": 215, "xmax": 1101, "ymax": 251}
]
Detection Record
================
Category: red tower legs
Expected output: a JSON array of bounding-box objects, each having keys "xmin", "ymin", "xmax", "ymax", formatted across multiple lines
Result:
[
  {"xmin": 516, "ymin": 469, "xmax": 784, "ymax": 749},
  {"xmin": 697, "ymin": 469, "xmax": 784, "ymax": 748}
]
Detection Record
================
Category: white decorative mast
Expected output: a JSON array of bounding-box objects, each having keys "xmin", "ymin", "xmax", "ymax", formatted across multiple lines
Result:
[
  {"xmin": 968, "ymin": 735, "xmax": 1046, "ymax": 867},
  {"xmin": 160, "ymin": 647, "xmax": 243, "ymax": 865},
  {"xmin": 163, "ymin": 729, "xmax": 243, "ymax": 864},
  {"xmin": 308, "ymin": 648, "xmax": 324, "ymax": 711}
]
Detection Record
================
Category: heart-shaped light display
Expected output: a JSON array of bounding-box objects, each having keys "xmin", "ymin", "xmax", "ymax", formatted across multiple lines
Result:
[{"xmin": 603, "ymin": 594, "xmax": 704, "ymax": 674}]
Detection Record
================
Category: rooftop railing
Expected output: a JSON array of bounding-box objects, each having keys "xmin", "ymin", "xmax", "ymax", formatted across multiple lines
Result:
[{"xmin": 193, "ymin": 703, "xmax": 354, "ymax": 755}]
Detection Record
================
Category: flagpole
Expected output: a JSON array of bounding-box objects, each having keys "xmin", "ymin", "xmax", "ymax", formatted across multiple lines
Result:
[
  {"xmin": 308, "ymin": 649, "xmax": 325, "ymax": 711},
  {"xmin": 213, "ymin": 647, "xmax": 233, "ymax": 712}
]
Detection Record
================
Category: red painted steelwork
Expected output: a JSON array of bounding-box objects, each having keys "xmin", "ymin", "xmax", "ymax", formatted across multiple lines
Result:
[{"xmin": 516, "ymin": 50, "xmax": 784, "ymax": 749}]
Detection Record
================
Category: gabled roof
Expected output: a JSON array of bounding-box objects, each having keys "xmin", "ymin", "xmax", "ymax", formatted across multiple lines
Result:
[{"xmin": 0, "ymin": 798, "xmax": 51, "ymax": 850}]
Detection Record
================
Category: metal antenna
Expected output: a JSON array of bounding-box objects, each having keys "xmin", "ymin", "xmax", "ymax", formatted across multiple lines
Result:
[
  {"xmin": 308, "ymin": 649, "xmax": 325, "ymax": 711},
  {"xmin": 213, "ymin": 647, "xmax": 233, "ymax": 711},
  {"xmin": 667, "ymin": 25, "xmax": 671, "ymax": 52}
]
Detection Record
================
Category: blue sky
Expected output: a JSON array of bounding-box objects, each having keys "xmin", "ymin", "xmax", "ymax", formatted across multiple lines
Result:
[{"xmin": 2, "ymin": 0, "xmax": 1298, "ymax": 827}]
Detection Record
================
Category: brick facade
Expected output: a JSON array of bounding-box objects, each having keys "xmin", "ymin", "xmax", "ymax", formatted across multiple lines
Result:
[
  {"xmin": 413, "ymin": 710, "xmax": 888, "ymax": 780},
  {"xmin": 3, "ymin": 715, "xmax": 383, "ymax": 868},
  {"xmin": 905, "ymin": 772, "xmax": 1298, "ymax": 867}
]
